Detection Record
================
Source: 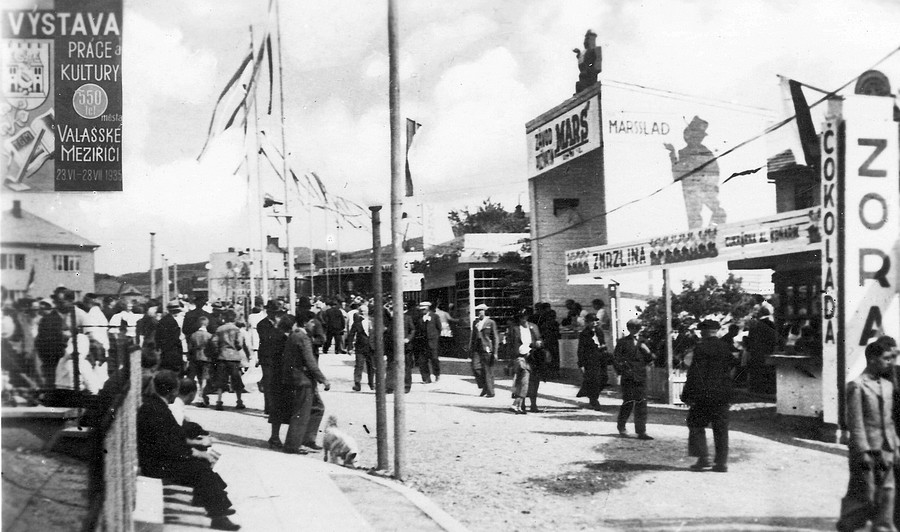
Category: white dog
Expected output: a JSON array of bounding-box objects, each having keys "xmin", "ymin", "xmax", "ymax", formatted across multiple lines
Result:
[{"xmin": 323, "ymin": 415, "xmax": 359, "ymax": 468}]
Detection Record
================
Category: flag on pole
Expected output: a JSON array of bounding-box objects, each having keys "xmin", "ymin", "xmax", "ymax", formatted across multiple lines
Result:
[
  {"xmin": 405, "ymin": 119, "xmax": 421, "ymax": 197},
  {"xmin": 772, "ymin": 76, "xmax": 819, "ymax": 168},
  {"xmin": 197, "ymin": 32, "xmax": 273, "ymax": 160},
  {"xmin": 263, "ymin": 193, "xmax": 283, "ymax": 207},
  {"xmin": 24, "ymin": 265, "xmax": 35, "ymax": 294},
  {"xmin": 787, "ymin": 79, "xmax": 819, "ymax": 168}
]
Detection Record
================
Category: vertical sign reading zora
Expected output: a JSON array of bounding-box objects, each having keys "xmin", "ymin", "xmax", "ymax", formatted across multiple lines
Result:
[
  {"xmin": 842, "ymin": 96, "xmax": 899, "ymax": 380},
  {"xmin": 1, "ymin": 0, "xmax": 122, "ymax": 192}
]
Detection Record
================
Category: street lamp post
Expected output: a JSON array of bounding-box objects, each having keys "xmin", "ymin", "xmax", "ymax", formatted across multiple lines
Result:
[{"xmin": 370, "ymin": 205, "xmax": 388, "ymax": 470}]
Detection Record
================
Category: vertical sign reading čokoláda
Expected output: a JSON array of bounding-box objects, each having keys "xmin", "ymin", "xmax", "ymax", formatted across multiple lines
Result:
[{"xmin": 1, "ymin": 0, "xmax": 122, "ymax": 192}]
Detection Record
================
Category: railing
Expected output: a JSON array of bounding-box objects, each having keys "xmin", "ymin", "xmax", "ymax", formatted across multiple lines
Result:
[{"xmin": 90, "ymin": 345, "xmax": 141, "ymax": 532}]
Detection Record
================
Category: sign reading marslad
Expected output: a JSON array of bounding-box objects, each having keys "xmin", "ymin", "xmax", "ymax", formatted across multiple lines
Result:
[
  {"xmin": 526, "ymin": 93, "xmax": 601, "ymax": 178},
  {"xmin": 1, "ymin": 0, "xmax": 123, "ymax": 192}
]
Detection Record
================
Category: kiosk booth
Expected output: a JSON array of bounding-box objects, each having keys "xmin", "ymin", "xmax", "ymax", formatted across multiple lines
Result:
[{"xmin": 565, "ymin": 96, "xmax": 899, "ymax": 442}]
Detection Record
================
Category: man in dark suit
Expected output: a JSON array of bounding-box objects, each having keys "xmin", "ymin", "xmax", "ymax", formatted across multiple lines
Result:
[
  {"xmin": 386, "ymin": 304, "xmax": 415, "ymax": 394},
  {"xmin": 346, "ymin": 308, "xmax": 375, "ymax": 391},
  {"xmin": 256, "ymin": 300, "xmax": 285, "ymax": 415},
  {"xmin": 182, "ymin": 297, "xmax": 212, "ymax": 338},
  {"xmin": 320, "ymin": 300, "xmax": 346, "ymax": 354},
  {"xmin": 283, "ymin": 321, "xmax": 331, "ymax": 454},
  {"xmin": 613, "ymin": 318, "xmax": 656, "ymax": 440},
  {"xmin": 838, "ymin": 340, "xmax": 899, "ymax": 532},
  {"xmin": 576, "ymin": 313, "xmax": 609, "ymax": 410},
  {"xmin": 137, "ymin": 370, "xmax": 240, "ymax": 531},
  {"xmin": 469, "ymin": 303, "xmax": 499, "ymax": 397},
  {"xmin": 507, "ymin": 308, "xmax": 545, "ymax": 412},
  {"xmin": 413, "ymin": 301, "xmax": 441, "ymax": 384},
  {"xmin": 156, "ymin": 301, "xmax": 185, "ymax": 374},
  {"xmin": 681, "ymin": 319, "xmax": 739, "ymax": 472}
]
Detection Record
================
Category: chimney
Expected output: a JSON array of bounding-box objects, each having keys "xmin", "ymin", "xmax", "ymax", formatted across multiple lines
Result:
[
  {"xmin": 227, "ymin": 247, "xmax": 235, "ymax": 253},
  {"xmin": 267, "ymin": 236, "xmax": 279, "ymax": 250},
  {"xmin": 12, "ymin": 200, "xmax": 22, "ymax": 218}
]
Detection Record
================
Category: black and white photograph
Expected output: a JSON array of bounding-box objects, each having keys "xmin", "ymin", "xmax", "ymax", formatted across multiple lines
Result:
[{"xmin": 1, "ymin": 0, "xmax": 899, "ymax": 530}]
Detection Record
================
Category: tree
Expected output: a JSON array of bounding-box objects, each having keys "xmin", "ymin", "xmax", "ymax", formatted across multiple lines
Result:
[
  {"xmin": 637, "ymin": 274, "xmax": 757, "ymax": 367},
  {"xmin": 448, "ymin": 199, "xmax": 528, "ymax": 236}
]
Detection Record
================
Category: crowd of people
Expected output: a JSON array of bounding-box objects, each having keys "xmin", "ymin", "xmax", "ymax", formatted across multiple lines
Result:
[{"xmin": 4, "ymin": 285, "xmax": 895, "ymax": 530}]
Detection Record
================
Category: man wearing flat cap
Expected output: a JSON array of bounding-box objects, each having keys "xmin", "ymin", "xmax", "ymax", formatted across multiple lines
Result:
[
  {"xmin": 680, "ymin": 318, "xmax": 739, "ymax": 472},
  {"xmin": 613, "ymin": 318, "xmax": 656, "ymax": 439}
]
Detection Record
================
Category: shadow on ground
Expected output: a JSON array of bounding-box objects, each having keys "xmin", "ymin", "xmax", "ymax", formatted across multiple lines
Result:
[
  {"xmin": 208, "ymin": 431, "xmax": 270, "ymax": 449},
  {"xmin": 599, "ymin": 515, "xmax": 836, "ymax": 531},
  {"xmin": 527, "ymin": 459, "xmax": 684, "ymax": 494}
]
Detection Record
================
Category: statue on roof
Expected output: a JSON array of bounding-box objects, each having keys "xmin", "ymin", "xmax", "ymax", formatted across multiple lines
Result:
[{"xmin": 573, "ymin": 29, "xmax": 602, "ymax": 94}]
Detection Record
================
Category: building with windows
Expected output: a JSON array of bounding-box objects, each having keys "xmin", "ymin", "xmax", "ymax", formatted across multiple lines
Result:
[
  {"xmin": 419, "ymin": 233, "xmax": 531, "ymax": 326},
  {"xmin": 1, "ymin": 200, "xmax": 98, "ymax": 301}
]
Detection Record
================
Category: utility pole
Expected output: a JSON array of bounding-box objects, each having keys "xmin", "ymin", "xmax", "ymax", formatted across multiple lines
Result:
[
  {"xmin": 161, "ymin": 255, "xmax": 169, "ymax": 308},
  {"xmin": 371, "ymin": 205, "xmax": 388, "ymax": 470},
  {"xmin": 173, "ymin": 263, "xmax": 179, "ymax": 301},
  {"xmin": 387, "ymin": 0, "xmax": 406, "ymax": 480},
  {"xmin": 274, "ymin": 0, "xmax": 296, "ymax": 313},
  {"xmin": 337, "ymin": 222, "xmax": 342, "ymax": 297},
  {"xmin": 149, "ymin": 232, "xmax": 156, "ymax": 300},
  {"xmin": 664, "ymin": 269, "xmax": 674, "ymax": 405}
]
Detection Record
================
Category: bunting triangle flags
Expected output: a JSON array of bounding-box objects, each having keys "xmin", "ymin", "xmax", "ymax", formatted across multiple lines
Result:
[{"xmin": 405, "ymin": 119, "xmax": 421, "ymax": 197}]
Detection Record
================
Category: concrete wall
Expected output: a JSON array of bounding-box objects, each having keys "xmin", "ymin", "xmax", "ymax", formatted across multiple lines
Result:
[{"xmin": 530, "ymin": 147, "xmax": 609, "ymax": 313}]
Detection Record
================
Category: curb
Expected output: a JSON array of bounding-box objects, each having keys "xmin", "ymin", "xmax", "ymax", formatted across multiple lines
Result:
[{"xmin": 324, "ymin": 461, "xmax": 469, "ymax": 532}]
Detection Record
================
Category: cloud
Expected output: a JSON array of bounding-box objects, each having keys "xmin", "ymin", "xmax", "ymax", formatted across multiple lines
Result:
[
  {"xmin": 123, "ymin": 13, "xmax": 219, "ymax": 105},
  {"xmin": 412, "ymin": 47, "xmax": 529, "ymax": 195}
]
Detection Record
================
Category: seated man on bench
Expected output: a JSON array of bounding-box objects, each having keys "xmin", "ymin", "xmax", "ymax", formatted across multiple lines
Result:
[{"xmin": 138, "ymin": 370, "xmax": 240, "ymax": 531}]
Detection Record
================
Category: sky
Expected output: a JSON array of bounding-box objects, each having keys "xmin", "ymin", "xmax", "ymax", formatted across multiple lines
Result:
[{"xmin": 2, "ymin": 0, "xmax": 900, "ymax": 281}]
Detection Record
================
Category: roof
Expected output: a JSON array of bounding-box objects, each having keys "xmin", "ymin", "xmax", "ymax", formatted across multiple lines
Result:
[
  {"xmin": 766, "ymin": 149, "xmax": 817, "ymax": 184},
  {"xmin": 767, "ymin": 149, "xmax": 799, "ymax": 174},
  {"xmin": 1, "ymin": 207, "xmax": 99, "ymax": 249},
  {"xmin": 94, "ymin": 278, "xmax": 142, "ymax": 297}
]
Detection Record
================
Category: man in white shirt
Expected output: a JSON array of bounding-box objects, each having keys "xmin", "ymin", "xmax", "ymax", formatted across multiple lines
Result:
[
  {"xmin": 434, "ymin": 302, "xmax": 456, "ymax": 358},
  {"xmin": 82, "ymin": 293, "xmax": 110, "ymax": 355}
]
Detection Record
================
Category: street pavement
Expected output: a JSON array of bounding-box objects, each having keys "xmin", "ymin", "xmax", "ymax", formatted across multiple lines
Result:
[{"xmin": 164, "ymin": 353, "xmax": 849, "ymax": 531}]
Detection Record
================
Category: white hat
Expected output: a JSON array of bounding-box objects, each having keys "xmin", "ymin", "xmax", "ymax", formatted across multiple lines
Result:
[
  {"xmin": 474, "ymin": 303, "xmax": 489, "ymax": 311},
  {"xmin": 419, "ymin": 301, "xmax": 432, "ymax": 308}
]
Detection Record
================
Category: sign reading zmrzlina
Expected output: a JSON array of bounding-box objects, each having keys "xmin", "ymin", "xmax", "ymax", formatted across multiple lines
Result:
[
  {"xmin": 1, "ymin": 0, "xmax": 122, "ymax": 192},
  {"xmin": 526, "ymin": 93, "xmax": 601, "ymax": 178},
  {"xmin": 566, "ymin": 208, "xmax": 822, "ymax": 283}
]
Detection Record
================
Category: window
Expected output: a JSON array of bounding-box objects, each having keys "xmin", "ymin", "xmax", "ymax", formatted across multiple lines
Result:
[
  {"xmin": 53, "ymin": 255, "xmax": 81, "ymax": 272},
  {"xmin": 0, "ymin": 253, "xmax": 26, "ymax": 270},
  {"xmin": 3, "ymin": 290, "xmax": 25, "ymax": 302}
]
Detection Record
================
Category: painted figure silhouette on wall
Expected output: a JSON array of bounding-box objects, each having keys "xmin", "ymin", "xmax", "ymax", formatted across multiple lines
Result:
[{"xmin": 664, "ymin": 116, "xmax": 727, "ymax": 230}]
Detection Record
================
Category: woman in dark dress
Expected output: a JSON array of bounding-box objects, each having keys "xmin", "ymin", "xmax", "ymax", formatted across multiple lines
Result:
[
  {"xmin": 576, "ymin": 313, "xmax": 609, "ymax": 410},
  {"xmin": 267, "ymin": 315, "xmax": 295, "ymax": 448}
]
